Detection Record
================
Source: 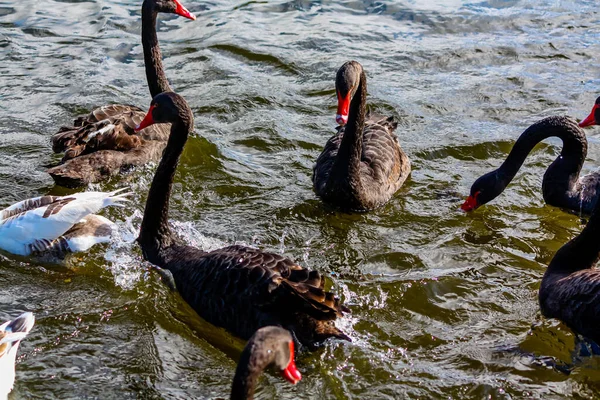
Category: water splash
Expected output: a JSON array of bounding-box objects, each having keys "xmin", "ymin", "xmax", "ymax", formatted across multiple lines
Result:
[{"xmin": 103, "ymin": 209, "xmax": 144, "ymax": 290}]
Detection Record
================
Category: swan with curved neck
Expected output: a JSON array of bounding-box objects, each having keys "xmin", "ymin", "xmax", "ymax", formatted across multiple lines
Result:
[
  {"xmin": 539, "ymin": 169, "xmax": 600, "ymax": 343},
  {"xmin": 135, "ymin": 92, "xmax": 350, "ymax": 349},
  {"xmin": 461, "ymin": 116, "xmax": 600, "ymax": 214},
  {"xmin": 313, "ymin": 61, "xmax": 411, "ymax": 211},
  {"xmin": 47, "ymin": 0, "xmax": 195, "ymax": 187},
  {"xmin": 231, "ymin": 326, "xmax": 301, "ymax": 400}
]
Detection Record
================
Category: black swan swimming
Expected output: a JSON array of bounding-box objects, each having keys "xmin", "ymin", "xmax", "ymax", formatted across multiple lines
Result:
[
  {"xmin": 135, "ymin": 92, "xmax": 350, "ymax": 349},
  {"xmin": 312, "ymin": 61, "xmax": 411, "ymax": 211},
  {"xmin": 539, "ymin": 180, "xmax": 600, "ymax": 344},
  {"xmin": 461, "ymin": 116, "xmax": 600, "ymax": 214},
  {"xmin": 47, "ymin": 0, "xmax": 195, "ymax": 187},
  {"xmin": 0, "ymin": 312, "xmax": 35, "ymax": 399},
  {"xmin": 0, "ymin": 189, "xmax": 130, "ymax": 256},
  {"xmin": 231, "ymin": 326, "xmax": 301, "ymax": 400}
]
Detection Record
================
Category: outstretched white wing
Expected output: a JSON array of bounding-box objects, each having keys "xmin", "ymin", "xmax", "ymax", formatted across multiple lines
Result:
[{"xmin": 0, "ymin": 189, "xmax": 129, "ymax": 255}]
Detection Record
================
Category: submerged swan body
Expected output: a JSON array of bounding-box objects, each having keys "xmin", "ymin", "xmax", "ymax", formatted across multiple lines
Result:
[
  {"xmin": 136, "ymin": 92, "xmax": 350, "ymax": 349},
  {"xmin": 539, "ymin": 179, "xmax": 600, "ymax": 343},
  {"xmin": 47, "ymin": 0, "xmax": 196, "ymax": 187}
]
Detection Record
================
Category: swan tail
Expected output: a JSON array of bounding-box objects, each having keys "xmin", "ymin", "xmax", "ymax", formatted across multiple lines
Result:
[
  {"xmin": 288, "ymin": 314, "xmax": 351, "ymax": 349},
  {"xmin": 280, "ymin": 279, "xmax": 347, "ymax": 321}
]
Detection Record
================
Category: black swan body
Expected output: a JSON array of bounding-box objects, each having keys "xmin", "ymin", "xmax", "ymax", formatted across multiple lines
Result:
[
  {"xmin": 231, "ymin": 326, "xmax": 301, "ymax": 400},
  {"xmin": 461, "ymin": 116, "xmax": 600, "ymax": 214},
  {"xmin": 136, "ymin": 92, "xmax": 350, "ymax": 349},
  {"xmin": 47, "ymin": 0, "xmax": 195, "ymax": 187},
  {"xmin": 539, "ymin": 177, "xmax": 600, "ymax": 344},
  {"xmin": 312, "ymin": 61, "xmax": 411, "ymax": 211}
]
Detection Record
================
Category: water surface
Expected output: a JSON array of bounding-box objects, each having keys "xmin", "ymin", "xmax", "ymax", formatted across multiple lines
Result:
[{"xmin": 1, "ymin": 0, "xmax": 600, "ymax": 398}]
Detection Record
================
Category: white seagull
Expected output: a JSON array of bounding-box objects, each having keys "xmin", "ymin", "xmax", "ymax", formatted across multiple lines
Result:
[
  {"xmin": 0, "ymin": 189, "xmax": 130, "ymax": 256},
  {"xmin": 0, "ymin": 312, "xmax": 35, "ymax": 400}
]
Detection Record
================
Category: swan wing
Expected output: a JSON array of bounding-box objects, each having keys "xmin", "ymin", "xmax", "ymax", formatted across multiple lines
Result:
[
  {"xmin": 0, "ymin": 190, "xmax": 129, "ymax": 255},
  {"xmin": 52, "ymin": 104, "xmax": 169, "ymax": 156},
  {"xmin": 312, "ymin": 132, "xmax": 343, "ymax": 194},
  {"xmin": 183, "ymin": 245, "xmax": 346, "ymax": 320},
  {"xmin": 361, "ymin": 116, "xmax": 409, "ymax": 187}
]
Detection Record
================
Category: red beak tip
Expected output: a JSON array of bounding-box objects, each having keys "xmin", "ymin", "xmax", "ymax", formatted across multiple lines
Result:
[
  {"xmin": 182, "ymin": 11, "xmax": 196, "ymax": 20},
  {"xmin": 282, "ymin": 363, "xmax": 302, "ymax": 385},
  {"xmin": 460, "ymin": 197, "xmax": 476, "ymax": 212},
  {"xmin": 336, "ymin": 114, "xmax": 348, "ymax": 125}
]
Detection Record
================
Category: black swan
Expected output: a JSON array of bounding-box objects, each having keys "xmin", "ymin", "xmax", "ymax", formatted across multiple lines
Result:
[
  {"xmin": 0, "ymin": 189, "xmax": 130, "ymax": 256},
  {"xmin": 231, "ymin": 326, "xmax": 301, "ymax": 400},
  {"xmin": 0, "ymin": 312, "xmax": 35, "ymax": 399},
  {"xmin": 135, "ymin": 92, "xmax": 350, "ymax": 349},
  {"xmin": 539, "ymin": 182, "xmax": 600, "ymax": 344},
  {"xmin": 47, "ymin": 0, "xmax": 196, "ymax": 187},
  {"xmin": 461, "ymin": 116, "xmax": 600, "ymax": 214},
  {"xmin": 312, "ymin": 61, "xmax": 411, "ymax": 211}
]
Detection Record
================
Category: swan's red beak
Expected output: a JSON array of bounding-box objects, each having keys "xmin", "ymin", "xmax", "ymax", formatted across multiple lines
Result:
[
  {"xmin": 135, "ymin": 105, "xmax": 156, "ymax": 132},
  {"xmin": 580, "ymin": 104, "xmax": 598, "ymax": 128},
  {"xmin": 461, "ymin": 192, "xmax": 479, "ymax": 212},
  {"xmin": 336, "ymin": 91, "xmax": 351, "ymax": 125},
  {"xmin": 173, "ymin": 0, "xmax": 196, "ymax": 20},
  {"xmin": 281, "ymin": 341, "xmax": 302, "ymax": 385}
]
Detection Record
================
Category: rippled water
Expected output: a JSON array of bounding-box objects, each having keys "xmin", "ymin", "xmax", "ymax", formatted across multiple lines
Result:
[{"xmin": 2, "ymin": 0, "xmax": 600, "ymax": 398}]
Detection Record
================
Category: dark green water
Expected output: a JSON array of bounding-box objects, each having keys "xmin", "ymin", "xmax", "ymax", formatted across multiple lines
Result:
[{"xmin": 1, "ymin": 0, "xmax": 600, "ymax": 398}]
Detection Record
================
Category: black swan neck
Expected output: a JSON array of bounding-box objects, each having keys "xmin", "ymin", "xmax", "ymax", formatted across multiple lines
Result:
[
  {"xmin": 141, "ymin": 2, "xmax": 172, "ymax": 98},
  {"xmin": 138, "ymin": 117, "xmax": 190, "ymax": 264},
  {"xmin": 230, "ymin": 347, "xmax": 272, "ymax": 400},
  {"xmin": 546, "ymin": 200, "xmax": 600, "ymax": 276},
  {"xmin": 328, "ymin": 71, "xmax": 367, "ymax": 189},
  {"xmin": 496, "ymin": 116, "xmax": 586, "ymax": 204}
]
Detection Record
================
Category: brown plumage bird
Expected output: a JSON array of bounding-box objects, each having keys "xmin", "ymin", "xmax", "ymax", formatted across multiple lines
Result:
[{"xmin": 47, "ymin": 0, "xmax": 196, "ymax": 187}]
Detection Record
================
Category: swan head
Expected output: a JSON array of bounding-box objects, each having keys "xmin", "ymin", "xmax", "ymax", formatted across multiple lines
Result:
[
  {"xmin": 240, "ymin": 326, "xmax": 301, "ymax": 383},
  {"xmin": 579, "ymin": 96, "xmax": 600, "ymax": 128},
  {"xmin": 335, "ymin": 61, "xmax": 364, "ymax": 126},
  {"xmin": 461, "ymin": 170, "xmax": 506, "ymax": 212},
  {"xmin": 135, "ymin": 92, "xmax": 193, "ymax": 132},
  {"xmin": 0, "ymin": 312, "xmax": 35, "ymax": 398},
  {"xmin": 150, "ymin": 0, "xmax": 196, "ymax": 20},
  {"xmin": 271, "ymin": 332, "xmax": 302, "ymax": 385}
]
